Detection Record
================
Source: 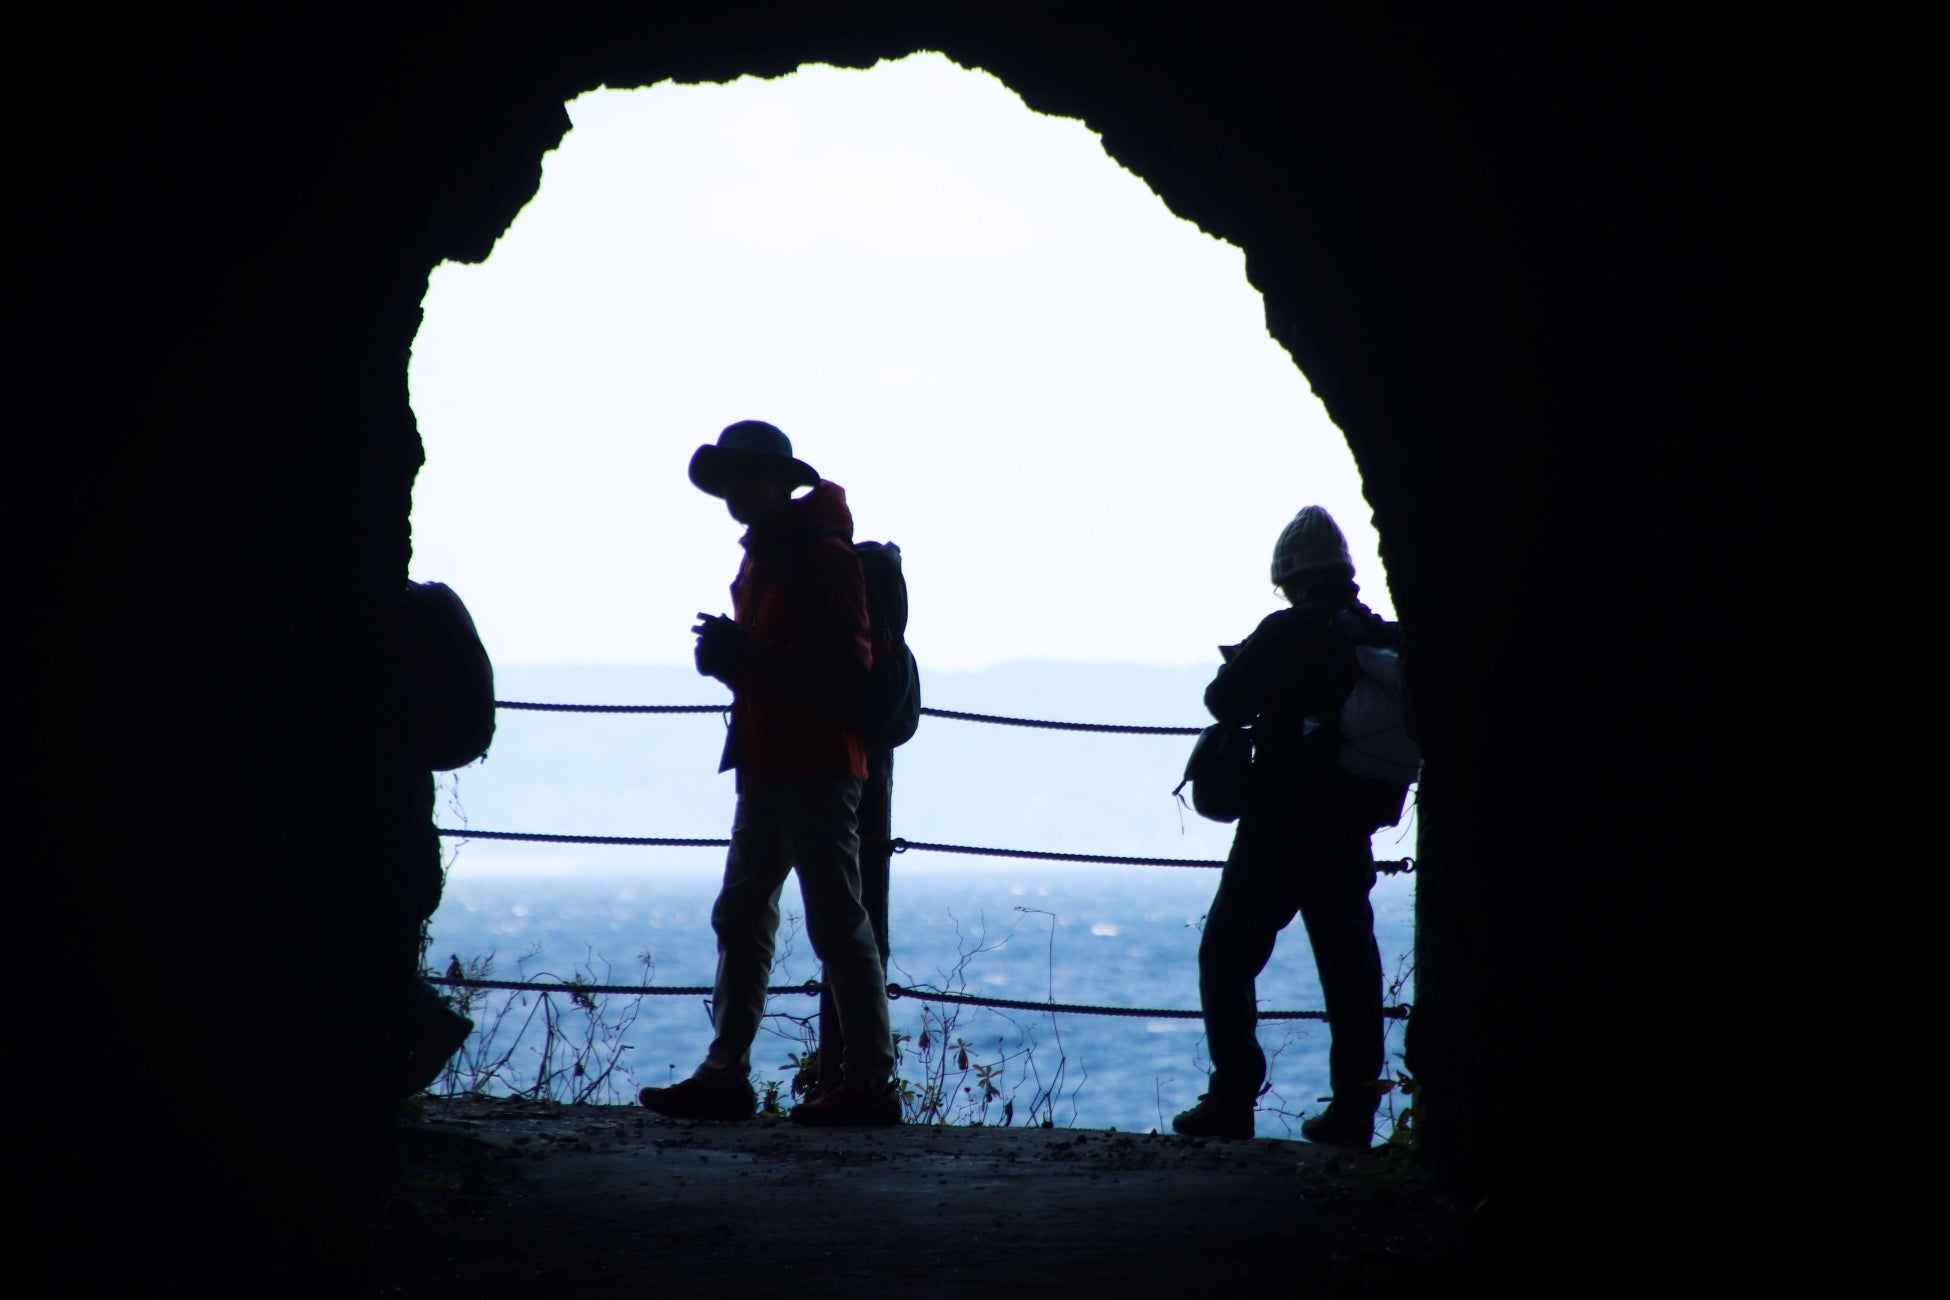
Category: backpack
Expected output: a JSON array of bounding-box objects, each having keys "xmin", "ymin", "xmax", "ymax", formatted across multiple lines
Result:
[
  {"xmin": 793, "ymin": 529, "xmax": 922, "ymax": 751},
  {"xmin": 852, "ymin": 541, "xmax": 922, "ymax": 751},
  {"xmin": 1174, "ymin": 721, "xmax": 1253, "ymax": 823},
  {"xmin": 1329, "ymin": 610, "xmax": 1420, "ymax": 785},
  {"xmin": 402, "ymin": 581, "xmax": 496, "ymax": 771}
]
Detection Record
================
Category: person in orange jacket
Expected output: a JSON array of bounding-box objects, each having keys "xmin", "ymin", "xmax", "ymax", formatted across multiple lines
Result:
[{"xmin": 639, "ymin": 420, "xmax": 898, "ymax": 1126}]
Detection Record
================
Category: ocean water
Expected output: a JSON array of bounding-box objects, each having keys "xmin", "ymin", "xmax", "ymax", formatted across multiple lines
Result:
[{"xmin": 425, "ymin": 855, "xmax": 1416, "ymax": 1138}]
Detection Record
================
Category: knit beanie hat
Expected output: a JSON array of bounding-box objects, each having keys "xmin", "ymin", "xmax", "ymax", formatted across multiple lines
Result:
[{"xmin": 1271, "ymin": 505, "xmax": 1354, "ymax": 586}]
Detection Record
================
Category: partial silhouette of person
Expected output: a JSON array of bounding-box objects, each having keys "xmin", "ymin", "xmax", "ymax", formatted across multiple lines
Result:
[
  {"xmin": 811, "ymin": 745, "xmax": 892, "ymax": 1096},
  {"xmin": 394, "ymin": 580, "xmax": 495, "ymax": 1094},
  {"xmin": 806, "ymin": 541, "xmax": 918, "ymax": 1099},
  {"xmin": 638, "ymin": 420, "xmax": 898, "ymax": 1126},
  {"xmin": 1172, "ymin": 506, "xmax": 1410, "ymax": 1146}
]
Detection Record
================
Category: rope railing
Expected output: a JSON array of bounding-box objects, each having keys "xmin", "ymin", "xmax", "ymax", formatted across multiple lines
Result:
[
  {"xmin": 426, "ymin": 974, "xmax": 1410, "ymax": 1022},
  {"xmin": 439, "ymin": 830, "xmax": 731, "ymax": 848},
  {"xmin": 497, "ymin": 701, "xmax": 725, "ymax": 715},
  {"xmin": 447, "ymin": 700, "xmax": 1416, "ymax": 1020},
  {"xmin": 916, "ymin": 707, "xmax": 1200, "ymax": 736},
  {"xmin": 495, "ymin": 699, "xmax": 1202, "ymax": 735},
  {"xmin": 435, "ymin": 827, "xmax": 1412, "ymax": 876}
]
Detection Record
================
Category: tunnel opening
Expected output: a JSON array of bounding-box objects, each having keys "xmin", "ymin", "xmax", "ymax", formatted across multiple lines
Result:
[
  {"xmin": 21, "ymin": 6, "xmax": 1762, "ymax": 1290},
  {"xmin": 409, "ymin": 53, "xmax": 1401, "ymax": 666},
  {"xmin": 407, "ymin": 52, "xmax": 1420, "ymax": 1141}
]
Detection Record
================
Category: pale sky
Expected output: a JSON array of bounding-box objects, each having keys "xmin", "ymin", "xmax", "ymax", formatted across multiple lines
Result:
[{"xmin": 408, "ymin": 53, "xmax": 1392, "ymax": 671}]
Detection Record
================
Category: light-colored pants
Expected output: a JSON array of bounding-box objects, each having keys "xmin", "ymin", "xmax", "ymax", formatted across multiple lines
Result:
[{"xmin": 694, "ymin": 777, "xmax": 895, "ymax": 1088}]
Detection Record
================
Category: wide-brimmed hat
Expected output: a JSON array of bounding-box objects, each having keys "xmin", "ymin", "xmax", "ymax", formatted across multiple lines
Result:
[{"xmin": 688, "ymin": 420, "xmax": 820, "ymax": 498}]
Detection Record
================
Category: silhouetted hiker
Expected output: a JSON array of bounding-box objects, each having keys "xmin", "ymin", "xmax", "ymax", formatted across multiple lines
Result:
[
  {"xmin": 639, "ymin": 420, "xmax": 899, "ymax": 1127},
  {"xmin": 395, "ymin": 580, "xmax": 495, "ymax": 1094},
  {"xmin": 1172, "ymin": 506, "xmax": 1410, "ymax": 1146},
  {"xmin": 810, "ymin": 545, "xmax": 919, "ymax": 1098},
  {"xmin": 811, "ymin": 743, "xmax": 894, "ymax": 1099}
]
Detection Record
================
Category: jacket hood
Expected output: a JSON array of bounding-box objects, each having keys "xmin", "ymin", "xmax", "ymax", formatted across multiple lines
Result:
[{"xmin": 744, "ymin": 479, "xmax": 854, "ymax": 551}]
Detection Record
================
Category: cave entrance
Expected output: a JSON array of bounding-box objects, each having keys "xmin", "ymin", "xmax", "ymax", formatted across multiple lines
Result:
[
  {"xmin": 407, "ymin": 52, "xmax": 1414, "ymax": 1135},
  {"xmin": 408, "ymin": 52, "xmax": 1393, "ymax": 667}
]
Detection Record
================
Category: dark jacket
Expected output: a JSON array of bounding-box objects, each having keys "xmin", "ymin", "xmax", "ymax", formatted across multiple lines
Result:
[
  {"xmin": 715, "ymin": 481, "xmax": 872, "ymax": 784},
  {"xmin": 1204, "ymin": 578, "xmax": 1407, "ymax": 830}
]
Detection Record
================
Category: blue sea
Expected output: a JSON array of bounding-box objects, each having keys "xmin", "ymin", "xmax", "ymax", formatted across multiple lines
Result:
[{"xmin": 425, "ymin": 855, "xmax": 1416, "ymax": 1138}]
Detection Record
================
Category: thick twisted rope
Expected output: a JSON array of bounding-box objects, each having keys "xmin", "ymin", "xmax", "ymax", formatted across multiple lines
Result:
[
  {"xmin": 436, "ymin": 827, "xmax": 1412, "ymax": 875},
  {"xmin": 916, "ymin": 707, "xmax": 1200, "ymax": 736},
  {"xmin": 428, "ymin": 974, "xmax": 1409, "ymax": 1021},
  {"xmin": 438, "ymin": 829, "xmax": 732, "ymax": 848},
  {"xmin": 494, "ymin": 699, "xmax": 1200, "ymax": 734},
  {"xmin": 890, "ymin": 840, "xmax": 1413, "ymax": 875},
  {"xmin": 433, "ymin": 976, "xmax": 798, "ymax": 998},
  {"xmin": 886, "ymin": 837, "xmax": 1219, "ymax": 868},
  {"xmin": 496, "ymin": 701, "xmax": 727, "ymax": 714},
  {"xmin": 883, "ymin": 983, "xmax": 1411, "ymax": 1022}
]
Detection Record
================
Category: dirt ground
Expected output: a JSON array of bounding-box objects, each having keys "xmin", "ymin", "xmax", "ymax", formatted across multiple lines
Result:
[{"xmin": 373, "ymin": 1096, "xmax": 1469, "ymax": 1297}]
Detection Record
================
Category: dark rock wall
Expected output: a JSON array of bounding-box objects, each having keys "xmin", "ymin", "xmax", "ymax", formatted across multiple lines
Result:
[{"xmin": 15, "ymin": 2, "xmax": 1759, "ymax": 1287}]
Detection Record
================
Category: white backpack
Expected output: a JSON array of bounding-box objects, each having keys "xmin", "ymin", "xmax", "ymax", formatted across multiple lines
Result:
[{"xmin": 1335, "ymin": 627, "xmax": 1422, "ymax": 786}]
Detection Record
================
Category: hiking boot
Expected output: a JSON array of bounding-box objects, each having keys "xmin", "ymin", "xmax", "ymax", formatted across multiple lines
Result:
[
  {"xmin": 788, "ymin": 1079, "xmax": 901, "ymax": 1127},
  {"xmin": 638, "ymin": 1075, "xmax": 757, "ymax": 1122},
  {"xmin": 1299, "ymin": 1100, "xmax": 1376, "ymax": 1149},
  {"xmin": 1171, "ymin": 1093, "xmax": 1254, "ymax": 1139}
]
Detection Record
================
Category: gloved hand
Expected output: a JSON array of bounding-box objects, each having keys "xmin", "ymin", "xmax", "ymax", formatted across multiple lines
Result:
[{"xmin": 692, "ymin": 612, "xmax": 747, "ymax": 681}]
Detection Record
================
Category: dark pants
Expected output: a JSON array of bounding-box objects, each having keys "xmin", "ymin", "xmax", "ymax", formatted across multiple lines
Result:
[
  {"xmin": 816, "ymin": 749, "xmax": 893, "ymax": 1084},
  {"xmin": 1198, "ymin": 812, "xmax": 1384, "ymax": 1107},
  {"xmin": 696, "ymin": 774, "xmax": 893, "ymax": 1087}
]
